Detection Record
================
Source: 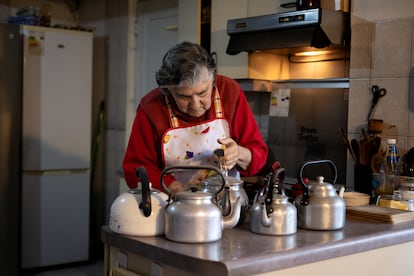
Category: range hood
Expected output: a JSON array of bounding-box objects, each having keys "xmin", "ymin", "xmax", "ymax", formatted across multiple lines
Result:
[{"xmin": 226, "ymin": 8, "xmax": 349, "ymax": 55}]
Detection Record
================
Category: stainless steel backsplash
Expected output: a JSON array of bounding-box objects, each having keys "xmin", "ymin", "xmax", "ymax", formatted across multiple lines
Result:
[{"xmin": 244, "ymin": 84, "xmax": 349, "ymax": 185}]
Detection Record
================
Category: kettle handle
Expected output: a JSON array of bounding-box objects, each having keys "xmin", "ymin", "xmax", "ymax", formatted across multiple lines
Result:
[
  {"xmin": 265, "ymin": 167, "xmax": 285, "ymax": 208},
  {"xmin": 297, "ymin": 160, "xmax": 338, "ymax": 188},
  {"xmin": 136, "ymin": 167, "xmax": 152, "ymax": 217},
  {"xmin": 160, "ymin": 165, "xmax": 225, "ymax": 196}
]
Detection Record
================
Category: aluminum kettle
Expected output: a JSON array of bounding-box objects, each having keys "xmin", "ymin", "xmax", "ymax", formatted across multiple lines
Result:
[
  {"xmin": 109, "ymin": 167, "xmax": 168, "ymax": 236},
  {"xmin": 161, "ymin": 165, "xmax": 241, "ymax": 243},
  {"xmin": 294, "ymin": 160, "xmax": 346, "ymax": 230},
  {"xmin": 250, "ymin": 165, "xmax": 297, "ymax": 235},
  {"xmin": 201, "ymin": 175, "xmax": 249, "ymax": 225}
]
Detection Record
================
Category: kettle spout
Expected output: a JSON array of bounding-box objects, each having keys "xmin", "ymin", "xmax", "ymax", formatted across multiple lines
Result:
[
  {"xmin": 260, "ymin": 202, "xmax": 272, "ymax": 227},
  {"xmin": 222, "ymin": 197, "xmax": 241, "ymax": 229}
]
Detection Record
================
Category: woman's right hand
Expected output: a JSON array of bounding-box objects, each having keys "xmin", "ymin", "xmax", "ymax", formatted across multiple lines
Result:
[
  {"xmin": 187, "ymin": 169, "xmax": 209, "ymax": 186},
  {"xmin": 168, "ymin": 181, "xmax": 184, "ymax": 193},
  {"xmin": 168, "ymin": 170, "xmax": 210, "ymax": 193}
]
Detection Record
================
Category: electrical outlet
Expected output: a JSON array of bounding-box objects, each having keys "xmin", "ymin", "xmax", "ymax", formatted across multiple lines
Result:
[{"xmin": 150, "ymin": 262, "xmax": 163, "ymax": 276}]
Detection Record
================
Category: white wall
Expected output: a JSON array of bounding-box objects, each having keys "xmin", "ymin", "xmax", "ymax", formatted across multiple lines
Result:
[{"xmin": 352, "ymin": 0, "xmax": 414, "ymax": 21}]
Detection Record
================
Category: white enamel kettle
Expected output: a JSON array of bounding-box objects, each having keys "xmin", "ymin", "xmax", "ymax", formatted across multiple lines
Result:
[{"xmin": 109, "ymin": 167, "xmax": 168, "ymax": 236}]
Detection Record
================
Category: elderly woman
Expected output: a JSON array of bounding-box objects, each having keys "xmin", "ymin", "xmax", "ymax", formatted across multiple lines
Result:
[{"xmin": 123, "ymin": 41, "xmax": 268, "ymax": 192}]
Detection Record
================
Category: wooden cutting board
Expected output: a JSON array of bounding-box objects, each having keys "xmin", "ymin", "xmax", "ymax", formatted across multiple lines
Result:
[{"xmin": 346, "ymin": 205, "xmax": 414, "ymax": 224}]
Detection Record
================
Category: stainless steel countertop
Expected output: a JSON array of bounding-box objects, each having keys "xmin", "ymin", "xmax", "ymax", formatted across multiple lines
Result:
[{"xmin": 101, "ymin": 219, "xmax": 414, "ymax": 275}]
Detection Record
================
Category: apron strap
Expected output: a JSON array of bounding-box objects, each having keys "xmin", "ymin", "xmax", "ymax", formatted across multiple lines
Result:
[
  {"xmin": 165, "ymin": 87, "xmax": 224, "ymax": 128},
  {"xmin": 165, "ymin": 95, "xmax": 179, "ymax": 128},
  {"xmin": 214, "ymin": 87, "xmax": 224, "ymax": 119}
]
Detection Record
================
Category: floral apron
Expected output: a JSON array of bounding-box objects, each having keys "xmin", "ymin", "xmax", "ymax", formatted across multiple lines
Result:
[{"xmin": 162, "ymin": 87, "xmax": 230, "ymax": 184}]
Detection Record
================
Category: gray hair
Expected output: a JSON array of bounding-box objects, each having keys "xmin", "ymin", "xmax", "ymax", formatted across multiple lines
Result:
[{"xmin": 156, "ymin": 42, "xmax": 216, "ymax": 94}]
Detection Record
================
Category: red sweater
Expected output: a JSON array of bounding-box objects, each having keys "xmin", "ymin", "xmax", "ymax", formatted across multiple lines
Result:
[{"xmin": 122, "ymin": 75, "xmax": 268, "ymax": 190}]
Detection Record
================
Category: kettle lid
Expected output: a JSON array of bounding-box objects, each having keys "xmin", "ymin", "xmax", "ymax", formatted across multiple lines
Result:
[
  {"xmin": 273, "ymin": 193, "xmax": 290, "ymax": 204},
  {"xmin": 309, "ymin": 176, "xmax": 337, "ymax": 197},
  {"xmin": 175, "ymin": 190, "xmax": 213, "ymax": 200}
]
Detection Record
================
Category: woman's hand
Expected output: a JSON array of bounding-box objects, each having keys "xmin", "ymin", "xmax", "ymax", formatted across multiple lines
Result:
[
  {"xmin": 168, "ymin": 170, "xmax": 209, "ymax": 194},
  {"xmin": 217, "ymin": 138, "xmax": 252, "ymax": 171},
  {"xmin": 168, "ymin": 181, "xmax": 184, "ymax": 193},
  {"xmin": 187, "ymin": 169, "xmax": 209, "ymax": 186}
]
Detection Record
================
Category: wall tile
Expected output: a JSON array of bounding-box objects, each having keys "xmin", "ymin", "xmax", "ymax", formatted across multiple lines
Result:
[
  {"xmin": 410, "ymin": 18, "xmax": 414, "ymax": 137},
  {"xmin": 348, "ymin": 16, "xmax": 414, "ymax": 185},
  {"xmin": 368, "ymin": 78, "xmax": 409, "ymax": 136},
  {"xmin": 350, "ymin": 16, "xmax": 373, "ymax": 79},
  {"xmin": 249, "ymin": 52, "xmax": 290, "ymax": 80},
  {"xmin": 395, "ymin": 136, "xmax": 407, "ymax": 161},
  {"xmin": 288, "ymin": 59, "xmax": 348, "ymax": 79},
  {"xmin": 314, "ymin": 60, "xmax": 348, "ymax": 79},
  {"xmin": 348, "ymin": 79, "xmax": 370, "ymax": 133},
  {"xmin": 371, "ymin": 19, "xmax": 412, "ymax": 78},
  {"xmin": 411, "ymin": 18, "xmax": 414, "ymax": 68},
  {"xmin": 409, "ymin": 74, "xmax": 414, "ymax": 136},
  {"xmin": 289, "ymin": 62, "xmax": 315, "ymax": 79}
]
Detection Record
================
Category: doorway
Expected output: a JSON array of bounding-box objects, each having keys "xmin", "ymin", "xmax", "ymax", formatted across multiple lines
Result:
[{"xmin": 135, "ymin": 7, "xmax": 178, "ymax": 102}]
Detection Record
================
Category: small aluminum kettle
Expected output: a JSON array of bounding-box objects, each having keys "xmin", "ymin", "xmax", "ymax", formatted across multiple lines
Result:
[
  {"xmin": 294, "ymin": 160, "xmax": 346, "ymax": 230},
  {"xmin": 201, "ymin": 176, "xmax": 249, "ymax": 225},
  {"xmin": 250, "ymin": 165, "xmax": 297, "ymax": 235},
  {"xmin": 161, "ymin": 165, "xmax": 241, "ymax": 243}
]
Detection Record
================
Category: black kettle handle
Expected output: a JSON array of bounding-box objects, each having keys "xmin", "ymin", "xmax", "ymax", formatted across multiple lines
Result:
[
  {"xmin": 136, "ymin": 167, "xmax": 152, "ymax": 217},
  {"xmin": 297, "ymin": 160, "xmax": 338, "ymax": 188}
]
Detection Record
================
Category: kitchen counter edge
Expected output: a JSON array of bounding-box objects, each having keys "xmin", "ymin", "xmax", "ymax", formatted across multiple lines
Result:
[{"xmin": 101, "ymin": 219, "xmax": 414, "ymax": 275}]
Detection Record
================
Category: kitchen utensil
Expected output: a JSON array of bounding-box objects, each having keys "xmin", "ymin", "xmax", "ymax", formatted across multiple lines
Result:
[
  {"xmin": 209, "ymin": 148, "xmax": 249, "ymax": 223},
  {"xmin": 359, "ymin": 139, "xmax": 376, "ymax": 166},
  {"xmin": 339, "ymin": 128, "xmax": 356, "ymax": 163},
  {"xmin": 161, "ymin": 165, "xmax": 241, "ymax": 243},
  {"xmin": 214, "ymin": 148, "xmax": 228, "ymax": 179},
  {"xmin": 294, "ymin": 160, "xmax": 346, "ymax": 230},
  {"xmin": 109, "ymin": 167, "xmax": 168, "ymax": 236},
  {"xmin": 201, "ymin": 175, "xmax": 249, "ymax": 225},
  {"xmin": 361, "ymin": 128, "xmax": 370, "ymax": 142},
  {"xmin": 368, "ymin": 119, "xmax": 384, "ymax": 134},
  {"xmin": 367, "ymin": 85, "xmax": 387, "ymax": 120},
  {"xmin": 370, "ymin": 149, "xmax": 385, "ymax": 173},
  {"xmin": 351, "ymin": 139, "xmax": 360, "ymax": 164},
  {"xmin": 250, "ymin": 166, "xmax": 297, "ymax": 235},
  {"xmin": 401, "ymin": 147, "xmax": 414, "ymax": 177}
]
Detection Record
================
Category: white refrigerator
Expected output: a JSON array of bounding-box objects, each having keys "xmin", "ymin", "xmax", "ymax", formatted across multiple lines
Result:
[{"xmin": 20, "ymin": 25, "xmax": 93, "ymax": 269}]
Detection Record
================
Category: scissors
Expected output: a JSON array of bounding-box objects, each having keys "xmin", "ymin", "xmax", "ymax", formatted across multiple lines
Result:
[{"xmin": 367, "ymin": 85, "xmax": 386, "ymax": 120}]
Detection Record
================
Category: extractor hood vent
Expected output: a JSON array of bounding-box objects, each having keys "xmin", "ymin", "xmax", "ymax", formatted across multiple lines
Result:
[{"xmin": 226, "ymin": 8, "xmax": 349, "ymax": 55}]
